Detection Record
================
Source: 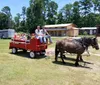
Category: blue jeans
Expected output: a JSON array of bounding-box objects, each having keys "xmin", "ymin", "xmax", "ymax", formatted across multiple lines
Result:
[
  {"xmin": 36, "ymin": 36, "xmax": 44, "ymax": 43},
  {"xmin": 44, "ymin": 35, "xmax": 52, "ymax": 43}
]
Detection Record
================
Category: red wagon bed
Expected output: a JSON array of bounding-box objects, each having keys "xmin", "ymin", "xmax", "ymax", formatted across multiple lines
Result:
[{"xmin": 9, "ymin": 38, "xmax": 47, "ymax": 58}]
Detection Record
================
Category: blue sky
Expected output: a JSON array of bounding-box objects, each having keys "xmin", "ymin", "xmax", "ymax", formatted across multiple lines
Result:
[{"xmin": 0, "ymin": 0, "xmax": 79, "ymax": 17}]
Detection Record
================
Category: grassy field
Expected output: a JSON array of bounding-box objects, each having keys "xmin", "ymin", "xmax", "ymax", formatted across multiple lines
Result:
[{"xmin": 0, "ymin": 37, "xmax": 100, "ymax": 85}]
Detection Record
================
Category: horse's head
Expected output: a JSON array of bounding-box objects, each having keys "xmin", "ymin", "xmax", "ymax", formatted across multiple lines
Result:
[
  {"xmin": 81, "ymin": 37, "xmax": 99, "ymax": 50},
  {"xmin": 91, "ymin": 37, "xmax": 99, "ymax": 50}
]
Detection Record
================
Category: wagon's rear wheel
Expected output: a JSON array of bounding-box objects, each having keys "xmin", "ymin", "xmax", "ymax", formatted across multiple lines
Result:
[
  {"xmin": 29, "ymin": 51, "xmax": 35, "ymax": 58},
  {"xmin": 12, "ymin": 48, "xmax": 17, "ymax": 54}
]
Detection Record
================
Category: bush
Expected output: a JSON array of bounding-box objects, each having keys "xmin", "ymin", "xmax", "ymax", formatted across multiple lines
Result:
[{"xmin": 83, "ymin": 31, "xmax": 88, "ymax": 35}]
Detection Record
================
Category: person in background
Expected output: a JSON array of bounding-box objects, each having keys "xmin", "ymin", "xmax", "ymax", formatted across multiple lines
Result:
[
  {"xmin": 27, "ymin": 33, "xmax": 31, "ymax": 40},
  {"xmin": 35, "ymin": 26, "xmax": 44, "ymax": 43},
  {"xmin": 41, "ymin": 26, "xmax": 52, "ymax": 44},
  {"xmin": 13, "ymin": 33, "xmax": 17, "ymax": 39},
  {"xmin": 20, "ymin": 33, "xmax": 27, "ymax": 40}
]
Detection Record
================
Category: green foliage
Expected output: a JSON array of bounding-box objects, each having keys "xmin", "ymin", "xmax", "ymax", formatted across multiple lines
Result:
[
  {"xmin": 14, "ymin": 13, "xmax": 21, "ymax": 31},
  {"xmin": 1, "ymin": 6, "xmax": 13, "ymax": 29},
  {"xmin": 26, "ymin": 0, "xmax": 46, "ymax": 33},
  {"xmin": 92, "ymin": 0, "xmax": 100, "ymax": 13},
  {"xmin": 83, "ymin": 31, "xmax": 88, "ymax": 35},
  {"xmin": 0, "ymin": 0, "xmax": 100, "ymax": 32},
  {"xmin": 46, "ymin": 1, "xmax": 58, "ymax": 24},
  {"xmin": 80, "ymin": 0, "xmax": 93, "ymax": 15},
  {"xmin": 72, "ymin": 1, "xmax": 80, "ymax": 26},
  {"xmin": 61, "ymin": 4, "xmax": 73, "ymax": 23},
  {"xmin": 57, "ymin": 12, "xmax": 64, "ymax": 24},
  {"xmin": 1, "ymin": 6, "xmax": 11, "ymax": 17},
  {"xmin": 0, "ymin": 12, "xmax": 9, "ymax": 29}
]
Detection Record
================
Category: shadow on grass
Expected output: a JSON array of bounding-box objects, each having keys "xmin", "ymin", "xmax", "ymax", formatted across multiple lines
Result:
[
  {"xmin": 34, "ymin": 55, "xmax": 47, "ymax": 59},
  {"xmin": 52, "ymin": 57, "xmax": 93, "ymax": 69},
  {"xmin": 53, "ymin": 61, "xmax": 75, "ymax": 67},
  {"xmin": 63, "ymin": 56, "xmax": 76, "ymax": 62},
  {"xmin": 9, "ymin": 51, "xmax": 29, "ymax": 58},
  {"xmin": 9, "ymin": 51, "xmax": 47, "ymax": 59}
]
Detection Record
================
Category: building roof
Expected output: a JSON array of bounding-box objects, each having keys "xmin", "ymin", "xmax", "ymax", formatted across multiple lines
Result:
[
  {"xmin": 0, "ymin": 29, "xmax": 15, "ymax": 32},
  {"xmin": 80, "ymin": 27, "xmax": 96, "ymax": 30},
  {"xmin": 67, "ymin": 27, "xmax": 78, "ymax": 30},
  {"xmin": 44, "ymin": 23, "xmax": 76, "ymax": 28}
]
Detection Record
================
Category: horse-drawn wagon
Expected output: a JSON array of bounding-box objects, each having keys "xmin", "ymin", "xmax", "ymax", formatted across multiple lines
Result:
[{"xmin": 9, "ymin": 36, "xmax": 47, "ymax": 58}]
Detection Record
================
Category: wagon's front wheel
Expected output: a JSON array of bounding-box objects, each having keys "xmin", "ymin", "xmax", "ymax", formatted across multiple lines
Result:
[
  {"xmin": 12, "ymin": 48, "xmax": 17, "ymax": 54},
  {"xmin": 29, "ymin": 51, "xmax": 35, "ymax": 58}
]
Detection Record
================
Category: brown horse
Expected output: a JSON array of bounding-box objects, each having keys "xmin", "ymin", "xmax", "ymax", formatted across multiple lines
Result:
[{"xmin": 55, "ymin": 37, "xmax": 99, "ymax": 66}]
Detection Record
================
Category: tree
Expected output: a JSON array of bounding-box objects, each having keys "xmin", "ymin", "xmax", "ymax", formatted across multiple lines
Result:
[
  {"xmin": 22, "ymin": 6, "xmax": 26, "ymax": 21},
  {"xmin": 14, "ymin": 13, "xmax": 21, "ymax": 31},
  {"xmin": 1, "ymin": 6, "xmax": 12, "ymax": 28},
  {"xmin": 95, "ymin": 14, "xmax": 100, "ymax": 25},
  {"xmin": 26, "ymin": 0, "xmax": 49, "ymax": 33},
  {"xmin": 1, "ymin": 6, "xmax": 11, "ymax": 16},
  {"xmin": 19, "ymin": 6, "xmax": 27, "ymax": 32},
  {"xmin": 46, "ymin": 1, "xmax": 58, "ymax": 24},
  {"xmin": 42, "ymin": 0, "xmax": 50, "ymax": 23},
  {"xmin": 0, "ymin": 12, "xmax": 9, "ymax": 29},
  {"xmin": 92, "ymin": 0, "xmax": 100, "ymax": 14},
  {"xmin": 72, "ymin": 1, "xmax": 81, "ymax": 27},
  {"xmin": 79, "ymin": 0, "xmax": 93, "ymax": 27},
  {"xmin": 80, "ymin": 0, "xmax": 93, "ymax": 16},
  {"xmin": 61, "ymin": 4, "xmax": 73, "ymax": 23},
  {"xmin": 57, "ymin": 12, "xmax": 64, "ymax": 24}
]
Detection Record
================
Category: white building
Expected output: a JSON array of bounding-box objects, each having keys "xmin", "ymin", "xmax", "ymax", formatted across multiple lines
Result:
[
  {"xmin": 0, "ymin": 29, "xmax": 15, "ymax": 38},
  {"xmin": 79, "ymin": 27, "xmax": 97, "ymax": 35}
]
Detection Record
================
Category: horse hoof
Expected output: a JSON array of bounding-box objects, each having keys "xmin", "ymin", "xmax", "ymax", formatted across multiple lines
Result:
[
  {"xmin": 55, "ymin": 58, "xmax": 57, "ymax": 62},
  {"xmin": 75, "ymin": 63, "xmax": 79, "ymax": 67},
  {"xmin": 55, "ymin": 59, "xmax": 57, "ymax": 62},
  {"xmin": 63, "ymin": 62, "xmax": 66, "ymax": 64},
  {"xmin": 80, "ymin": 60, "xmax": 84, "ymax": 62}
]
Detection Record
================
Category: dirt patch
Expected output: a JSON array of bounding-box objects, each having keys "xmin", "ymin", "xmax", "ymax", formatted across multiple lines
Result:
[
  {"xmin": 46, "ymin": 48, "xmax": 55, "ymax": 56},
  {"xmin": 46, "ymin": 47, "xmax": 100, "ymax": 57}
]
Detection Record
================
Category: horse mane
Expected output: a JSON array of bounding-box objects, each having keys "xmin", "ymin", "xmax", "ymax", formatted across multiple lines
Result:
[{"xmin": 74, "ymin": 37, "xmax": 92, "ymax": 49}]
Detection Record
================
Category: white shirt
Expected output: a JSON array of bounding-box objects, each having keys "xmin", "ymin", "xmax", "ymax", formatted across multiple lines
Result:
[
  {"xmin": 35, "ymin": 29, "xmax": 42, "ymax": 36},
  {"xmin": 41, "ymin": 29, "xmax": 47, "ymax": 36}
]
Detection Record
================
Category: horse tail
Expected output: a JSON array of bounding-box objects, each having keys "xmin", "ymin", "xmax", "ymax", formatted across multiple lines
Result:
[{"xmin": 55, "ymin": 42, "xmax": 59, "ymax": 61}]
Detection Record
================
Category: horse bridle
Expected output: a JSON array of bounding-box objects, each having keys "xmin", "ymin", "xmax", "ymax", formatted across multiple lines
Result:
[
  {"xmin": 91, "ymin": 42, "xmax": 98, "ymax": 48},
  {"xmin": 90, "ymin": 39, "xmax": 98, "ymax": 48}
]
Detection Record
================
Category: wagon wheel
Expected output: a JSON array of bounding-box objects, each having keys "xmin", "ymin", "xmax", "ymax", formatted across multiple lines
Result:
[
  {"xmin": 29, "ymin": 51, "xmax": 35, "ymax": 58},
  {"xmin": 12, "ymin": 48, "xmax": 17, "ymax": 54}
]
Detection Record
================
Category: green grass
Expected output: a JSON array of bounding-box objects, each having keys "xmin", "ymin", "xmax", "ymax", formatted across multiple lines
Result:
[
  {"xmin": 0, "ymin": 37, "xmax": 100, "ymax": 85},
  {"xmin": 78, "ymin": 35, "xmax": 95, "ymax": 37}
]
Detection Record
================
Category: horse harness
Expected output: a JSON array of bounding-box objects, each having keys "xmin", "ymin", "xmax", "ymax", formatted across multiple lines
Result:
[{"xmin": 74, "ymin": 38, "xmax": 89, "ymax": 51}]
